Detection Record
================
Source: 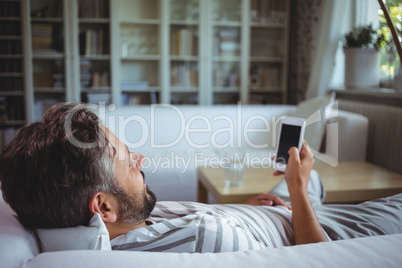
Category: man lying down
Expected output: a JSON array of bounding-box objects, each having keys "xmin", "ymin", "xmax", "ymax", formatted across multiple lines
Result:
[{"xmin": 0, "ymin": 103, "xmax": 401, "ymax": 252}]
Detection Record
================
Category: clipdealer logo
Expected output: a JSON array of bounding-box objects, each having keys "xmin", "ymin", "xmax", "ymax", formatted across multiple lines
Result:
[{"xmin": 64, "ymin": 101, "xmax": 339, "ymax": 173}]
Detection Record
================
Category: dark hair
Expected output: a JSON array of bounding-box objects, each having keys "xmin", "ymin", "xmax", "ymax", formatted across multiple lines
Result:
[{"xmin": 0, "ymin": 103, "xmax": 118, "ymax": 229}]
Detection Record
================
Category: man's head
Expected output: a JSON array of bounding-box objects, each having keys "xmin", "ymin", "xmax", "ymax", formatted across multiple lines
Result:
[{"xmin": 0, "ymin": 103, "xmax": 156, "ymax": 230}]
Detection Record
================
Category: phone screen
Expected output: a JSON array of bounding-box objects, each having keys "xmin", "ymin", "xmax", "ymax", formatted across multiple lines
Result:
[{"xmin": 276, "ymin": 124, "xmax": 302, "ymax": 165}]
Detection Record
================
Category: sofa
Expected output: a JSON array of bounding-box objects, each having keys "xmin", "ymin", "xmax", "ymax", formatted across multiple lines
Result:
[
  {"xmin": 101, "ymin": 100, "xmax": 368, "ymax": 202},
  {"xmin": 2, "ymin": 100, "xmax": 402, "ymax": 267}
]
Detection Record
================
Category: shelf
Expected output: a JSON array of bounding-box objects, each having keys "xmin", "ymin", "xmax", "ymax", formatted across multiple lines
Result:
[
  {"xmin": 0, "ymin": 36, "xmax": 22, "ymax": 40},
  {"xmin": 81, "ymin": 87, "xmax": 111, "ymax": 93},
  {"xmin": 213, "ymin": 56, "xmax": 240, "ymax": 62},
  {"xmin": 0, "ymin": 17, "xmax": 21, "ymax": 21},
  {"xmin": 171, "ymin": 87, "xmax": 198, "ymax": 93},
  {"xmin": 34, "ymin": 88, "xmax": 65, "ymax": 93},
  {"xmin": 0, "ymin": 73, "xmax": 23, "ymax": 77},
  {"xmin": 0, "ymin": 91, "xmax": 24, "ymax": 96},
  {"xmin": 79, "ymin": 18, "xmax": 110, "ymax": 24},
  {"xmin": 0, "ymin": 54, "xmax": 23, "ymax": 58},
  {"xmin": 249, "ymin": 88, "xmax": 283, "ymax": 93},
  {"xmin": 120, "ymin": 19, "xmax": 160, "ymax": 25},
  {"xmin": 249, "ymin": 56, "xmax": 284, "ymax": 63},
  {"xmin": 170, "ymin": 56, "xmax": 199, "ymax": 61},
  {"xmin": 0, "ymin": 120, "xmax": 25, "ymax": 126},
  {"xmin": 122, "ymin": 87, "xmax": 160, "ymax": 93},
  {"xmin": 121, "ymin": 55, "xmax": 160, "ymax": 61},
  {"xmin": 31, "ymin": 18, "xmax": 63, "ymax": 23},
  {"xmin": 170, "ymin": 20, "xmax": 198, "ymax": 26},
  {"xmin": 250, "ymin": 22, "xmax": 286, "ymax": 28},
  {"xmin": 32, "ymin": 53, "xmax": 64, "ymax": 59},
  {"xmin": 81, "ymin": 55, "xmax": 111, "ymax": 60},
  {"xmin": 213, "ymin": 21, "xmax": 241, "ymax": 27},
  {"xmin": 214, "ymin": 87, "xmax": 240, "ymax": 92}
]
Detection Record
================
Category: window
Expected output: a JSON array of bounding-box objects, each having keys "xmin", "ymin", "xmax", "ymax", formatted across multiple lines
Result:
[{"xmin": 378, "ymin": 0, "xmax": 402, "ymax": 80}]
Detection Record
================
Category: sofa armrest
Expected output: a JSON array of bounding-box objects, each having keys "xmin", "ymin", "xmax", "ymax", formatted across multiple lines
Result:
[
  {"xmin": 324, "ymin": 110, "xmax": 368, "ymax": 162},
  {"xmin": 26, "ymin": 234, "xmax": 402, "ymax": 268}
]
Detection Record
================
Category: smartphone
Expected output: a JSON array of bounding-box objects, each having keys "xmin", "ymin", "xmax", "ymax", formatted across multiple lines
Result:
[{"xmin": 274, "ymin": 116, "xmax": 306, "ymax": 172}]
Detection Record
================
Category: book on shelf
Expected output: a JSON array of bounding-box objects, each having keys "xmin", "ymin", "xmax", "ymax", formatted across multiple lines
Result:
[
  {"xmin": 0, "ymin": 21, "xmax": 21, "ymax": 36},
  {"xmin": 150, "ymin": 91, "xmax": 158, "ymax": 104},
  {"xmin": 0, "ymin": 97, "xmax": 7, "ymax": 122},
  {"xmin": 0, "ymin": 77, "xmax": 23, "ymax": 92},
  {"xmin": 31, "ymin": 23, "xmax": 53, "ymax": 51},
  {"xmin": 171, "ymin": 28, "xmax": 198, "ymax": 56},
  {"xmin": 80, "ymin": 29, "xmax": 108, "ymax": 56},
  {"xmin": 251, "ymin": 29, "xmax": 283, "ymax": 57},
  {"xmin": 79, "ymin": 0, "xmax": 109, "ymax": 19},
  {"xmin": 122, "ymin": 92, "xmax": 158, "ymax": 106},
  {"xmin": 0, "ymin": 1, "xmax": 21, "ymax": 17},
  {"xmin": 33, "ymin": 73, "xmax": 53, "ymax": 87},
  {"xmin": 122, "ymin": 94, "xmax": 142, "ymax": 106},
  {"xmin": 171, "ymin": 65, "xmax": 198, "ymax": 88},
  {"xmin": 80, "ymin": 58, "xmax": 92, "ymax": 87},
  {"xmin": 250, "ymin": 64, "xmax": 280, "ymax": 89},
  {"xmin": 0, "ymin": 40, "xmax": 22, "ymax": 54},
  {"xmin": 213, "ymin": 66, "xmax": 239, "ymax": 87},
  {"xmin": 91, "ymin": 71, "xmax": 109, "ymax": 87},
  {"xmin": 249, "ymin": 93, "xmax": 282, "ymax": 105},
  {"xmin": 2, "ymin": 96, "xmax": 24, "ymax": 121},
  {"xmin": 0, "ymin": 59, "xmax": 22, "ymax": 73}
]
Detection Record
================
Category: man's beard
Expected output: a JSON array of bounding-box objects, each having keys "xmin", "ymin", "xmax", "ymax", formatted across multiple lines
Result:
[{"xmin": 113, "ymin": 171, "xmax": 157, "ymax": 224}]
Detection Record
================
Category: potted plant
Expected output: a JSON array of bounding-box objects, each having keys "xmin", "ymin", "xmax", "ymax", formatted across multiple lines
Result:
[{"xmin": 342, "ymin": 24, "xmax": 386, "ymax": 89}]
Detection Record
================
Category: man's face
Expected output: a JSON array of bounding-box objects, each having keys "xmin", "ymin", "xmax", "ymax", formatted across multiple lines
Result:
[{"xmin": 105, "ymin": 127, "xmax": 156, "ymax": 224}]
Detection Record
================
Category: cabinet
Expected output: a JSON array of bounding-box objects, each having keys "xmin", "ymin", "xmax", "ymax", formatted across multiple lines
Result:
[
  {"xmin": 0, "ymin": 0, "xmax": 289, "ymax": 126},
  {"xmin": 23, "ymin": 0, "xmax": 112, "ymax": 121},
  {"xmin": 112, "ymin": 0, "xmax": 289, "ymax": 106},
  {"xmin": 0, "ymin": 0, "xmax": 26, "ymax": 127}
]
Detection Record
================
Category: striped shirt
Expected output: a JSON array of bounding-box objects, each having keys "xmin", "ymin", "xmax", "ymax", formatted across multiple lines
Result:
[{"xmin": 110, "ymin": 201, "xmax": 297, "ymax": 253}]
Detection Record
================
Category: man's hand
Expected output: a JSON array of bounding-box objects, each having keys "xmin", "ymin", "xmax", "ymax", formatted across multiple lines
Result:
[
  {"xmin": 244, "ymin": 193, "xmax": 290, "ymax": 210},
  {"xmin": 273, "ymin": 141, "xmax": 314, "ymax": 192},
  {"xmin": 273, "ymin": 141, "xmax": 328, "ymax": 245},
  {"xmin": 284, "ymin": 141, "xmax": 314, "ymax": 193}
]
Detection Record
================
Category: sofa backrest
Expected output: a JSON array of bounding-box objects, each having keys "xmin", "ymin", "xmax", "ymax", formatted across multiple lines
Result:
[
  {"xmin": 338, "ymin": 100, "xmax": 402, "ymax": 173},
  {"xmin": 101, "ymin": 104, "xmax": 295, "ymax": 154}
]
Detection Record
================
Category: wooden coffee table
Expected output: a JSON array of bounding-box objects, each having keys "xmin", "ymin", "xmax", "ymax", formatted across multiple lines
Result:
[{"xmin": 197, "ymin": 161, "xmax": 402, "ymax": 204}]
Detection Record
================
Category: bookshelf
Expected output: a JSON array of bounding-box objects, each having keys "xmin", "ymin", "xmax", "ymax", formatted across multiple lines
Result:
[
  {"xmin": 0, "ymin": 0, "xmax": 26, "ymax": 127},
  {"xmin": 169, "ymin": 0, "xmax": 200, "ymax": 105},
  {"xmin": 1, "ymin": 0, "xmax": 289, "ymax": 128},
  {"xmin": 248, "ymin": 0, "xmax": 289, "ymax": 104},
  {"xmin": 28, "ymin": 0, "xmax": 66, "ymax": 121},
  {"xmin": 112, "ymin": 0, "xmax": 289, "ymax": 106},
  {"xmin": 77, "ymin": 0, "xmax": 111, "ymax": 105},
  {"xmin": 112, "ymin": 0, "xmax": 161, "ymax": 106},
  {"xmin": 22, "ymin": 0, "xmax": 112, "ymax": 121},
  {"xmin": 0, "ymin": 0, "xmax": 26, "ymax": 150}
]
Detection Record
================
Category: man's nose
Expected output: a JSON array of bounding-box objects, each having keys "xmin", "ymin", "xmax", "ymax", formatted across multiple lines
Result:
[{"xmin": 130, "ymin": 153, "xmax": 145, "ymax": 170}]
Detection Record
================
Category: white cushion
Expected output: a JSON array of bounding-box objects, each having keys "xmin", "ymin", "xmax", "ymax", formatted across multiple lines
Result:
[
  {"xmin": 0, "ymin": 201, "xmax": 39, "ymax": 268},
  {"xmin": 36, "ymin": 213, "xmax": 111, "ymax": 252}
]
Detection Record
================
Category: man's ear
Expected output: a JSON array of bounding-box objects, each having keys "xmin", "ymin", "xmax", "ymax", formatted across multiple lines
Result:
[{"xmin": 89, "ymin": 192, "xmax": 118, "ymax": 224}]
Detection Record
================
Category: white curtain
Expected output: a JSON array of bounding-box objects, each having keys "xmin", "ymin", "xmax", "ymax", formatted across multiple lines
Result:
[
  {"xmin": 305, "ymin": 0, "xmax": 381, "ymax": 99},
  {"xmin": 305, "ymin": 0, "xmax": 350, "ymax": 99}
]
